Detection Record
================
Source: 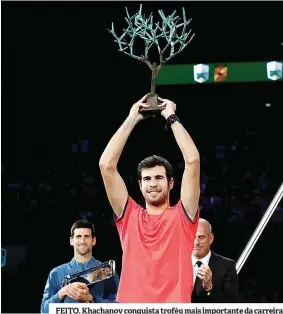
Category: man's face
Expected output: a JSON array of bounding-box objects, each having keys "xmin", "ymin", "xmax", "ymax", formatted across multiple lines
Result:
[
  {"xmin": 70, "ymin": 228, "xmax": 96, "ymax": 256},
  {"xmin": 193, "ymin": 223, "xmax": 214, "ymax": 259},
  {"xmin": 139, "ymin": 166, "xmax": 173, "ymax": 207}
]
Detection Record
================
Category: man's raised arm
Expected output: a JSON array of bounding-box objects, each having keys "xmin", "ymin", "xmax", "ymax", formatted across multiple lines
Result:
[
  {"xmin": 99, "ymin": 95, "xmax": 149, "ymax": 217},
  {"xmin": 159, "ymin": 97, "xmax": 200, "ymax": 221}
]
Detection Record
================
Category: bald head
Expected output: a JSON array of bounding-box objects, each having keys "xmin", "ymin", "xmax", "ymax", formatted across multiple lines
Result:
[
  {"xmin": 193, "ymin": 218, "xmax": 214, "ymax": 259},
  {"xmin": 198, "ymin": 218, "xmax": 212, "ymax": 235}
]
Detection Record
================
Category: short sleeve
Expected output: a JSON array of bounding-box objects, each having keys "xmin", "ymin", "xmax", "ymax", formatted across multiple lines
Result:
[
  {"xmin": 176, "ymin": 200, "xmax": 199, "ymax": 240},
  {"xmin": 115, "ymin": 196, "xmax": 140, "ymax": 243}
]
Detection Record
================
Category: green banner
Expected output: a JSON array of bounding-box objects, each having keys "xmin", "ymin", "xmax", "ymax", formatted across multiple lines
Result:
[{"xmin": 156, "ymin": 60, "xmax": 283, "ymax": 85}]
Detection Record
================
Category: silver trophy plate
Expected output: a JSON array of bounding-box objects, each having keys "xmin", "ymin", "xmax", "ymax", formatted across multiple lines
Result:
[{"xmin": 63, "ymin": 260, "xmax": 116, "ymax": 286}]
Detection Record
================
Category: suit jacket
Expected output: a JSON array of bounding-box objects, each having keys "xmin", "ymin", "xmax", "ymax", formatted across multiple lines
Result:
[{"xmin": 191, "ymin": 251, "xmax": 239, "ymax": 303}]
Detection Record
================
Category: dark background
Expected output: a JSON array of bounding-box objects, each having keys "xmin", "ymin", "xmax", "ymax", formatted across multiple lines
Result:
[{"xmin": 2, "ymin": 1, "xmax": 283, "ymax": 312}]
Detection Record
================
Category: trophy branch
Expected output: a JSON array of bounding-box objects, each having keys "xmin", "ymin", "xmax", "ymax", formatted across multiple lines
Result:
[{"xmin": 109, "ymin": 5, "xmax": 195, "ymax": 113}]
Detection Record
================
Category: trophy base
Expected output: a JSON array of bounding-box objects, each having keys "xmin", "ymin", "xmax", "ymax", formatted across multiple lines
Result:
[{"xmin": 139, "ymin": 93, "xmax": 163, "ymax": 116}]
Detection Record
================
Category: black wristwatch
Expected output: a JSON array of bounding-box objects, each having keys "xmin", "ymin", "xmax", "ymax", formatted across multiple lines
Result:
[{"xmin": 165, "ymin": 114, "xmax": 180, "ymax": 130}]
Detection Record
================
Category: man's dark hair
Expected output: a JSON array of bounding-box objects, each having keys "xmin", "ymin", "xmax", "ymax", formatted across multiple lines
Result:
[
  {"xmin": 137, "ymin": 155, "xmax": 173, "ymax": 183},
  {"xmin": 70, "ymin": 220, "xmax": 95, "ymax": 238}
]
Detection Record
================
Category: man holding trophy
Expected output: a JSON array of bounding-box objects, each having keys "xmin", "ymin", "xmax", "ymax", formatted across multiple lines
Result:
[
  {"xmin": 99, "ymin": 6, "xmax": 200, "ymax": 303},
  {"xmin": 40, "ymin": 220, "xmax": 119, "ymax": 313},
  {"xmin": 100, "ymin": 92, "xmax": 200, "ymax": 302}
]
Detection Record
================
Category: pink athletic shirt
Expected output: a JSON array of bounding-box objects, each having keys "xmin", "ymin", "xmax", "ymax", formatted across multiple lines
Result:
[{"xmin": 115, "ymin": 196, "xmax": 199, "ymax": 303}]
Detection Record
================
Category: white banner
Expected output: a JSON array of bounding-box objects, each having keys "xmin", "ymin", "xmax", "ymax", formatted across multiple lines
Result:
[{"xmin": 49, "ymin": 303, "xmax": 283, "ymax": 314}]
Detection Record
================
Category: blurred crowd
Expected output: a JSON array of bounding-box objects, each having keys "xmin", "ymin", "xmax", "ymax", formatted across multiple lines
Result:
[{"xmin": 2, "ymin": 132, "xmax": 283, "ymax": 310}]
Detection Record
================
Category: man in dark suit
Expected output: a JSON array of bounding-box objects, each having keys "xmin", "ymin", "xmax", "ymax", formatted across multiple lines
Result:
[{"xmin": 191, "ymin": 218, "xmax": 239, "ymax": 303}]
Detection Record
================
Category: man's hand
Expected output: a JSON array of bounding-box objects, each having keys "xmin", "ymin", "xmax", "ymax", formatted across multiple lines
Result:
[
  {"xmin": 59, "ymin": 282, "xmax": 93, "ymax": 302},
  {"xmin": 158, "ymin": 97, "xmax": 177, "ymax": 119},
  {"xmin": 197, "ymin": 265, "xmax": 213, "ymax": 291},
  {"xmin": 129, "ymin": 94, "xmax": 150, "ymax": 122}
]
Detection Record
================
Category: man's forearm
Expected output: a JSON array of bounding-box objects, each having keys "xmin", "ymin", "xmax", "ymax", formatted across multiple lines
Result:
[
  {"xmin": 99, "ymin": 115, "xmax": 139, "ymax": 169},
  {"xmin": 171, "ymin": 121, "xmax": 200, "ymax": 164}
]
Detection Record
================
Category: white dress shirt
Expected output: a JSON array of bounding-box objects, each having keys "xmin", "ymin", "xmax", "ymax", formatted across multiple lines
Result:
[{"xmin": 192, "ymin": 251, "xmax": 211, "ymax": 284}]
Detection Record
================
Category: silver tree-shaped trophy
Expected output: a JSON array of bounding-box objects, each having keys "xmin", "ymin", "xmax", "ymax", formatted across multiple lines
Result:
[{"xmin": 109, "ymin": 5, "xmax": 195, "ymax": 114}]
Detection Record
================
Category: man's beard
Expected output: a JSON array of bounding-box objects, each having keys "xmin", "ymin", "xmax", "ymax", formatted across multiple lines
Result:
[
  {"xmin": 76, "ymin": 246, "xmax": 91, "ymax": 256},
  {"xmin": 145, "ymin": 190, "xmax": 168, "ymax": 206}
]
